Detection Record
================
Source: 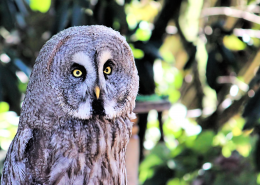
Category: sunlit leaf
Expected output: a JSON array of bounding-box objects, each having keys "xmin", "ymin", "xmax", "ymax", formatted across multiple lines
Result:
[
  {"xmin": 29, "ymin": 0, "xmax": 51, "ymax": 13},
  {"xmin": 168, "ymin": 90, "xmax": 181, "ymax": 103},
  {"xmin": 232, "ymin": 135, "xmax": 250, "ymax": 145},
  {"xmin": 163, "ymin": 119, "xmax": 182, "ymax": 137},
  {"xmin": 125, "ymin": 1, "xmax": 159, "ymax": 23},
  {"xmin": 237, "ymin": 144, "xmax": 251, "ymax": 157},
  {"xmin": 171, "ymin": 145, "xmax": 184, "ymax": 157},
  {"xmin": 129, "ymin": 44, "xmax": 144, "ymax": 59},
  {"xmin": 139, "ymin": 168, "xmax": 155, "ymax": 184},
  {"xmin": 213, "ymin": 133, "xmax": 227, "ymax": 146},
  {"xmin": 223, "ymin": 35, "xmax": 246, "ymax": 51},
  {"xmin": 18, "ymin": 82, "xmax": 28, "ymax": 93},
  {"xmin": 165, "ymin": 136, "xmax": 178, "ymax": 150},
  {"xmin": 136, "ymin": 28, "xmax": 151, "ymax": 41},
  {"xmin": 0, "ymin": 102, "xmax": 9, "ymax": 113},
  {"xmin": 232, "ymin": 127, "xmax": 242, "ymax": 136},
  {"xmin": 257, "ymin": 173, "xmax": 260, "ymax": 184},
  {"xmin": 222, "ymin": 145, "xmax": 232, "ymax": 157},
  {"xmin": 133, "ymin": 48, "xmax": 144, "ymax": 59},
  {"xmin": 167, "ymin": 178, "xmax": 180, "ymax": 185},
  {"xmin": 162, "ymin": 51, "xmax": 174, "ymax": 63},
  {"xmin": 173, "ymin": 72, "xmax": 183, "ymax": 89},
  {"xmin": 139, "ymin": 154, "xmax": 163, "ymax": 170},
  {"xmin": 185, "ymin": 135, "xmax": 197, "ymax": 148},
  {"xmin": 139, "ymin": 154, "xmax": 163, "ymax": 183},
  {"xmin": 191, "ymin": 131, "xmax": 214, "ymax": 153},
  {"xmin": 126, "ymin": 13, "xmax": 138, "ymax": 29}
]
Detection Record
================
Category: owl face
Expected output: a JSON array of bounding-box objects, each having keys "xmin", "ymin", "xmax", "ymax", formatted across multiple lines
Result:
[{"xmin": 46, "ymin": 26, "xmax": 138, "ymax": 120}]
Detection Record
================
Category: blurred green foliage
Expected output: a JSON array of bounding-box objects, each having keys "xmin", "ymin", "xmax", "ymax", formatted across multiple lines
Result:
[
  {"xmin": 30, "ymin": 0, "xmax": 51, "ymax": 13},
  {"xmin": 1, "ymin": 0, "xmax": 260, "ymax": 184}
]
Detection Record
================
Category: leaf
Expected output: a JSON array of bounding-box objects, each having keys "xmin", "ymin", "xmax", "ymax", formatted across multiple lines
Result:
[
  {"xmin": 223, "ymin": 35, "xmax": 246, "ymax": 51},
  {"xmin": 0, "ymin": 102, "xmax": 9, "ymax": 113},
  {"xmin": 136, "ymin": 28, "xmax": 151, "ymax": 41},
  {"xmin": 232, "ymin": 135, "xmax": 250, "ymax": 145},
  {"xmin": 132, "ymin": 48, "xmax": 144, "ymax": 59},
  {"xmin": 167, "ymin": 178, "xmax": 180, "ymax": 185},
  {"xmin": 161, "ymin": 51, "xmax": 174, "ymax": 63},
  {"xmin": 139, "ymin": 154, "xmax": 163, "ymax": 171},
  {"xmin": 191, "ymin": 131, "xmax": 214, "ymax": 153},
  {"xmin": 172, "ymin": 72, "xmax": 183, "ymax": 89},
  {"xmin": 168, "ymin": 90, "xmax": 181, "ymax": 103},
  {"xmin": 30, "ymin": 0, "xmax": 51, "ymax": 13},
  {"xmin": 143, "ymin": 166, "xmax": 174, "ymax": 185}
]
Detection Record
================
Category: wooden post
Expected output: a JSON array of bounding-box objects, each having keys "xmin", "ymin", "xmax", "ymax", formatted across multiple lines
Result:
[
  {"xmin": 126, "ymin": 118, "xmax": 139, "ymax": 185},
  {"xmin": 126, "ymin": 100, "xmax": 171, "ymax": 185}
]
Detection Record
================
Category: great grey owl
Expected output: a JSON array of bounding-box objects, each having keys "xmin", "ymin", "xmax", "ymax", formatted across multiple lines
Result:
[{"xmin": 1, "ymin": 25, "xmax": 139, "ymax": 185}]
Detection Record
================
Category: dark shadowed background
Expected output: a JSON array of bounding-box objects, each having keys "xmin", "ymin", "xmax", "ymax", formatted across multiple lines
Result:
[{"xmin": 1, "ymin": 0, "xmax": 260, "ymax": 184}]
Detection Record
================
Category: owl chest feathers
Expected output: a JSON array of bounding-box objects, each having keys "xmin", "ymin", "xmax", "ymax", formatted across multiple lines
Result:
[
  {"xmin": 49, "ymin": 117, "xmax": 131, "ymax": 185},
  {"xmin": 4, "ymin": 117, "xmax": 132, "ymax": 185}
]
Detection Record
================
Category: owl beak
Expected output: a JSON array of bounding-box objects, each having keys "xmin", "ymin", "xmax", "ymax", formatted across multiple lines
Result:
[{"xmin": 95, "ymin": 86, "xmax": 100, "ymax": 99}]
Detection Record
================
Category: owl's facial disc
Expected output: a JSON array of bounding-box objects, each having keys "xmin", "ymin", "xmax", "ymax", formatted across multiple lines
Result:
[
  {"xmin": 60, "ymin": 46, "xmax": 133, "ymax": 120},
  {"xmin": 42, "ymin": 26, "xmax": 138, "ymax": 121}
]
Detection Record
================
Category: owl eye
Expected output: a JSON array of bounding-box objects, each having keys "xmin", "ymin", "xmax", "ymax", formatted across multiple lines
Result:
[
  {"xmin": 104, "ymin": 66, "xmax": 112, "ymax": 75},
  {"xmin": 72, "ymin": 69, "xmax": 83, "ymax": 77},
  {"xmin": 71, "ymin": 63, "xmax": 86, "ymax": 80},
  {"xmin": 103, "ymin": 60, "xmax": 114, "ymax": 78}
]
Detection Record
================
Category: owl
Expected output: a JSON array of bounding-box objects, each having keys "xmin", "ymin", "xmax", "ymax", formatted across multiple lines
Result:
[{"xmin": 1, "ymin": 25, "xmax": 139, "ymax": 185}]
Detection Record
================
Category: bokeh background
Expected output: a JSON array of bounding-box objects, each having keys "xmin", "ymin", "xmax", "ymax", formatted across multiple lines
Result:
[{"xmin": 1, "ymin": 0, "xmax": 260, "ymax": 184}]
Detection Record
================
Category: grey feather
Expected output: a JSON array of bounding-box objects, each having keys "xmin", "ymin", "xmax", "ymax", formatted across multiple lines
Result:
[{"xmin": 1, "ymin": 25, "xmax": 139, "ymax": 185}]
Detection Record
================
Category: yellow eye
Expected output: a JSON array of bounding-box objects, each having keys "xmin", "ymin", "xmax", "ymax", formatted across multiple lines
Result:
[
  {"xmin": 104, "ymin": 66, "xmax": 112, "ymax": 75},
  {"xmin": 72, "ymin": 69, "xmax": 83, "ymax": 77}
]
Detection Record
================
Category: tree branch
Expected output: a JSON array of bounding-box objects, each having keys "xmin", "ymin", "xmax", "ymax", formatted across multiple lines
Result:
[{"xmin": 201, "ymin": 7, "xmax": 260, "ymax": 24}]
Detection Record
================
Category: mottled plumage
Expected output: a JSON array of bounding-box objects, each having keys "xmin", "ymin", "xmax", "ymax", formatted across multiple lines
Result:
[{"xmin": 1, "ymin": 25, "xmax": 139, "ymax": 185}]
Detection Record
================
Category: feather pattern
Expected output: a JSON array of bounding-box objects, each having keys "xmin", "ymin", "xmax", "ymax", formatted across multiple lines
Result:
[
  {"xmin": 2, "ymin": 116, "xmax": 132, "ymax": 184},
  {"xmin": 1, "ymin": 25, "xmax": 139, "ymax": 184}
]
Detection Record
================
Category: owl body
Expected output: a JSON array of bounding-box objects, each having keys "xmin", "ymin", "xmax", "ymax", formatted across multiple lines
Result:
[{"xmin": 1, "ymin": 26, "xmax": 138, "ymax": 185}]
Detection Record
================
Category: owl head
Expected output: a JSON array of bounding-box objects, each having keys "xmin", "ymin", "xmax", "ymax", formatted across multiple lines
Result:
[{"xmin": 25, "ymin": 26, "xmax": 139, "ymax": 121}]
